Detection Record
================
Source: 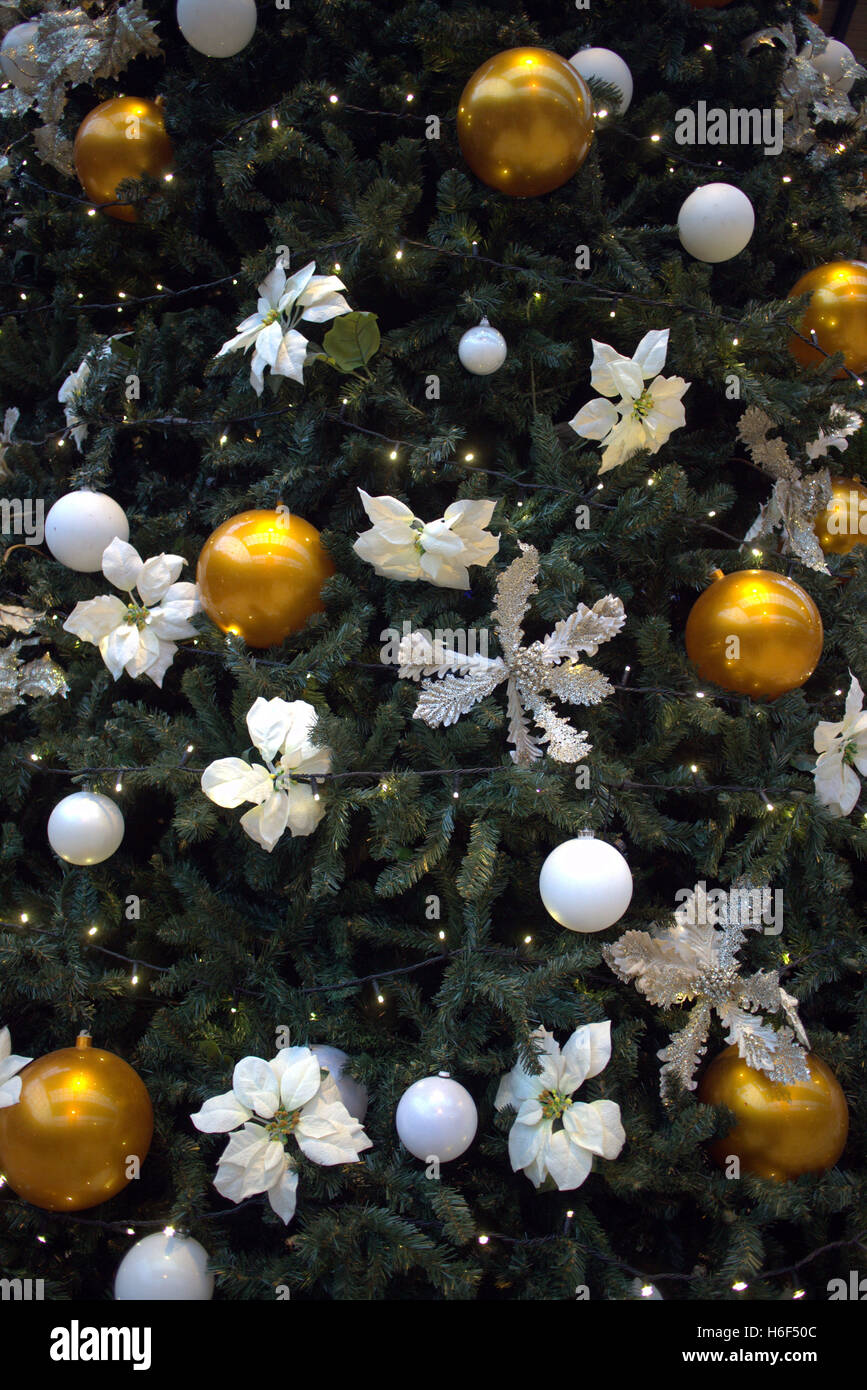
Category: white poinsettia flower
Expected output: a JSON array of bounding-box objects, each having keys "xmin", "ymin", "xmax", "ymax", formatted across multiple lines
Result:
[
  {"xmin": 495, "ymin": 1022, "xmax": 625, "ymax": 1191},
  {"xmin": 57, "ymin": 339, "xmax": 122, "ymax": 450},
  {"xmin": 201, "ymin": 696, "xmax": 331, "ymax": 851},
  {"xmin": 353, "ymin": 489, "xmax": 499, "ymax": 589},
  {"xmin": 63, "ymin": 538, "xmax": 200, "ymax": 688},
  {"xmin": 190, "ymin": 1045, "xmax": 372, "ymax": 1225},
  {"xmin": 0, "ymin": 1025, "xmax": 31, "ymax": 1109},
  {"xmin": 215, "ymin": 258, "xmax": 352, "ymax": 395},
  {"xmin": 569, "ymin": 329, "xmax": 690, "ymax": 474},
  {"xmin": 813, "ymin": 671, "xmax": 867, "ymax": 817}
]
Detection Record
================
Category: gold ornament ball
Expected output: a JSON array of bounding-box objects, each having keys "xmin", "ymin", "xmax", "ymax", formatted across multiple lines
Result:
[
  {"xmin": 698, "ymin": 1045, "xmax": 849, "ymax": 1181},
  {"xmin": 685, "ymin": 568, "xmax": 823, "ymax": 699},
  {"xmin": 787, "ymin": 260, "xmax": 867, "ymax": 377},
  {"xmin": 0, "ymin": 1034, "xmax": 153, "ymax": 1211},
  {"xmin": 196, "ymin": 508, "xmax": 335, "ymax": 649},
  {"xmin": 74, "ymin": 97, "xmax": 173, "ymax": 223},
  {"xmin": 813, "ymin": 477, "xmax": 867, "ymax": 555},
  {"xmin": 457, "ymin": 47, "xmax": 594, "ymax": 198}
]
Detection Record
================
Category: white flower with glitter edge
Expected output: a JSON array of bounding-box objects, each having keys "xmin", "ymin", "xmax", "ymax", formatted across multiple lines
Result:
[
  {"xmin": 190, "ymin": 1046, "xmax": 372, "ymax": 1224},
  {"xmin": 353, "ymin": 489, "xmax": 499, "ymax": 589},
  {"xmin": 495, "ymin": 1022, "xmax": 625, "ymax": 1190},
  {"xmin": 63, "ymin": 538, "xmax": 200, "ymax": 687},
  {"xmin": 813, "ymin": 671, "xmax": 867, "ymax": 817},
  {"xmin": 0, "ymin": 1026, "xmax": 31, "ymax": 1109},
  {"xmin": 201, "ymin": 697, "xmax": 331, "ymax": 851},
  {"xmin": 569, "ymin": 329, "xmax": 690, "ymax": 474},
  {"xmin": 215, "ymin": 259, "xmax": 352, "ymax": 395}
]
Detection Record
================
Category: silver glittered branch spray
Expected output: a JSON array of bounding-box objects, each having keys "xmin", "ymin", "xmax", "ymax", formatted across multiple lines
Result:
[
  {"xmin": 603, "ymin": 881, "xmax": 810, "ymax": 1102},
  {"xmin": 396, "ymin": 543, "xmax": 626, "ymax": 765}
]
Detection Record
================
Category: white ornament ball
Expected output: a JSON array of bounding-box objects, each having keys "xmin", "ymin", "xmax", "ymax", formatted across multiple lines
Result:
[
  {"xmin": 47, "ymin": 792, "xmax": 125, "ymax": 866},
  {"xmin": 810, "ymin": 38, "xmax": 856, "ymax": 93},
  {"xmin": 568, "ymin": 47, "xmax": 633, "ymax": 114},
  {"xmin": 539, "ymin": 835, "xmax": 633, "ymax": 934},
  {"xmin": 44, "ymin": 491, "xmax": 129, "ymax": 573},
  {"xmin": 458, "ymin": 318, "xmax": 507, "ymax": 376},
  {"xmin": 0, "ymin": 22, "xmax": 42, "ymax": 95},
  {"xmin": 677, "ymin": 183, "xmax": 755, "ymax": 264},
  {"xmin": 311, "ymin": 1044, "xmax": 368, "ymax": 1123},
  {"xmin": 177, "ymin": 0, "xmax": 257, "ymax": 58},
  {"xmin": 396, "ymin": 1073, "xmax": 477, "ymax": 1162},
  {"xmin": 115, "ymin": 1232, "xmax": 214, "ymax": 1301}
]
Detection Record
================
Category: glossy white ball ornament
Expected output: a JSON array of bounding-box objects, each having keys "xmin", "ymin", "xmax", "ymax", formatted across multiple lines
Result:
[
  {"xmin": 810, "ymin": 38, "xmax": 856, "ymax": 93},
  {"xmin": 568, "ymin": 47, "xmax": 633, "ymax": 114},
  {"xmin": 176, "ymin": 0, "xmax": 257, "ymax": 57},
  {"xmin": 458, "ymin": 318, "xmax": 507, "ymax": 376},
  {"xmin": 47, "ymin": 792, "xmax": 125, "ymax": 866},
  {"xmin": 44, "ymin": 491, "xmax": 129, "ymax": 573},
  {"xmin": 539, "ymin": 835, "xmax": 633, "ymax": 933},
  {"xmin": 311, "ymin": 1044, "xmax": 368, "ymax": 1123},
  {"xmin": 115, "ymin": 1231, "xmax": 214, "ymax": 1301},
  {"xmin": 396, "ymin": 1073, "xmax": 477, "ymax": 1162},
  {"xmin": 677, "ymin": 183, "xmax": 755, "ymax": 264},
  {"xmin": 0, "ymin": 22, "xmax": 41, "ymax": 94}
]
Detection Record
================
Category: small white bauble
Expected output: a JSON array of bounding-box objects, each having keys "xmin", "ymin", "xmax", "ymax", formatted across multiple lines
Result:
[
  {"xmin": 539, "ymin": 835, "xmax": 633, "ymax": 934},
  {"xmin": 44, "ymin": 491, "xmax": 129, "ymax": 573},
  {"xmin": 177, "ymin": 0, "xmax": 257, "ymax": 58},
  {"xmin": 47, "ymin": 792, "xmax": 125, "ymax": 866},
  {"xmin": 311, "ymin": 1044, "xmax": 368, "ymax": 1123},
  {"xmin": 568, "ymin": 47, "xmax": 633, "ymax": 114},
  {"xmin": 396, "ymin": 1073, "xmax": 477, "ymax": 1162},
  {"xmin": 809, "ymin": 38, "xmax": 856, "ymax": 94},
  {"xmin": 677, "ymin": 183, "xmax": 755, "ymax": 264},
  {"xmin": 115, "ymin": 1232, "xmax": 214, "ymax": 1301},
  {"xmin": 458, "ymin": 318, "xmax": 507, "ymax": 376},
  {"xmin": 0, "ymin": 22, "xmax": 42, "ymax": 95}
]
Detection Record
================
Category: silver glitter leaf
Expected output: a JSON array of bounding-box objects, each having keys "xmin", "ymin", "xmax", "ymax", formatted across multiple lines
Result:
[
  {"xmin": 604, "ymin": 879, "xmax": 809, "ymax": 1099},
  {"xmin": 396, "ymin": 543, "xmax": 625, "ymax": 765}
]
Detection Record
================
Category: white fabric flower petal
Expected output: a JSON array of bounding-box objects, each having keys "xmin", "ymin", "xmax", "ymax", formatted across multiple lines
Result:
[
  {"xmin": 588, "ymin": 340, "xmax": 645, "ymax": 400},
  {"xmin": 271, "ymin": 328, "xmax": 309, "ymax": 384},
  {"xmin": 214, "ymin": 1123, "xmax": 287, "ymax": 1201},
  {"xmin": 136, "ymin": 553, "xmax": 186, "ymax": 607},
  {"xmin": 100, "ymin": 623, "xmax": 144, "ymax": 681},
  {"xmin": 267, "ymin": 1163, "xmax": 299, "ymax": 1224},
  {"xmin": 190, "ymin": 1089, "xmax": 252, "ymax": 1133},
  {"xmin": 246, "ymin": 697, "xmax": 297, "ymax": 763},
  {"xmin": 563, "ymin": 1099, "xmax": 626, "ymax": 1159},
  {"xmin": 63, "ymin": 595, "xmax": 128, "ymax": 644},
  {"xmin": 240, "ymin": 790, "xmax": 291, "ymax": 851},
  {"xmin": 201, "ymin": 758, "xmax": 273, "ymax": 809},
  {"xmin": 102, "ymin": 538, "xmax": 144, "ymax": 593},
  {"xmin": 278, "ymin": 1049, "xmax": 323, "ymax": 1110},
  {"xmin": 560, "ymin": 1021, "xmax": 612, "ymax": 1092},
  {"xmin": 543, "ymin": 1128, "xmax": 595, "ymax": 1191},
  {"xmin": 632, "ymin": 328, "xmax": 670, "ymax": 379},
  {"xmin": 232, "ymin": 1057, "xmax": 281, "ymax": 1118},
  {"xmin": 569, "ymin": 396, "xmax": 620, "ymax": 441},
  {"xmin": 284, "ymin": 782, "xmax": 325, "ymax": 836}
]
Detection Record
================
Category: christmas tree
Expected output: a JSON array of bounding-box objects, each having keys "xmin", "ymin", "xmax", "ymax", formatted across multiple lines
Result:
[{"xmin": 0, "ymin": 0, "xmax": 866, "ymax": 1305}]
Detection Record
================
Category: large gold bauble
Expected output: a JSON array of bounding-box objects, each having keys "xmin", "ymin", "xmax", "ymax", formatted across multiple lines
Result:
[
  {"xmin": 787, "ymin": 261, "xmax": 867, "ymax": 377},
  {"xmin": 0, "ymin": 1034, "xmax": 153, "ymax": 1211},
  {"xmin": 684, "ymin": 568, "xmax": 823, "ymax": 699},
  {"xmin": 813, "ymin": 477, "xmax": 867, "ymax": 555},
  {"xmin": 698, "ymin": 1045, "xmax": 849, "ymax": 1181},
  {"xmin": 74, "ymin": 97, "xmax": 173, "ymax": 223},
  {"xmin": 196, "ymin": 508, "xmax": 335, "ymax": 649},
  {"xmin": 457, "ymin": 47, "xmax": 594, "ymax": 198}
]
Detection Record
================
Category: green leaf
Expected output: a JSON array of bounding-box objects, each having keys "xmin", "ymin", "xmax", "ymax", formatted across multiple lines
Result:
[{"xmin": 322, "ymin": 312, "xmax": 381, "ymax": 371}]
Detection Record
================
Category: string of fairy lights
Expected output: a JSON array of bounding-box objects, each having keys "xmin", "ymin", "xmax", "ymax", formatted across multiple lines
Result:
[{"xmin": 1, "ymin": 45, "xmax": 865, "ymax": 1298}]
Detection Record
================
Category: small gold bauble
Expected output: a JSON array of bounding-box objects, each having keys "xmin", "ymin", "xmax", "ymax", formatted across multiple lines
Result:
[
  {"xmin": 74, "ymin": 97, "xmax": 173, "ymax": 223},
  {"xmin": 787, "ymin": 260, "xmax": 867, "ymax": 377},
  {"xmin": 698, "ymin": 1045, "xmax": 848, "ymax": 1181},
  {"xmin": 0, "ymin": 1034, "xmax": 153, "ymax": 1211},
  {"xmin": 685, "ymin": 568, "xmax": 823, "ymax": 699},
  {"xmin": 196, "ymin": 508, "xmax": 335, "ymax": 649},
  {"xmin": 457, "ymin": 47, "xmax": 594, "ymax": 198},
  {"xmin": 813, "ymin": 477, "xmax": 867, "ymax": 555}
]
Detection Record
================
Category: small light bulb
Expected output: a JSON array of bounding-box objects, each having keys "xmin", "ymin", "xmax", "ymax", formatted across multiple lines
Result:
[
  {"xmin": 88, "ymin": 926, "xmax": 98, "ymax": 937},
  {"xmin": 389, "ymin": 449, "xmax": 398, "ymax": 459},
  {"xmin": 478, "ymin": 1235, "xmax": 489, "ymax": 1245},
  {"xmin": 20, "ymin": 913, "xmax": 28, "ymax": 924},
  {"xmin": 329, "ymin": 94, "xmax": 338, "ymax": 104},
  {"xmin": 732, "ymin": 1280, "xmax": 748, "ymax": 1292},
  {"xmin": 650, "ymin": 133, "xmax": 661, "ymax": 142}
]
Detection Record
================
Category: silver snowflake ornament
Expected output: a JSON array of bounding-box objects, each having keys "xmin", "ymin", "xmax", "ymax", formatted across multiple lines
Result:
[{"xmin": 396, "ymin": 543, "xmax": 625, "ymax": 765}]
